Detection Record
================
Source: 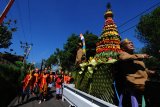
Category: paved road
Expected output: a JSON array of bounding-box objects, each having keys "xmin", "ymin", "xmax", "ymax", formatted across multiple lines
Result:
[{"xmin": 9, "ymin": 88, "xmax": 70, "ymax": 107}]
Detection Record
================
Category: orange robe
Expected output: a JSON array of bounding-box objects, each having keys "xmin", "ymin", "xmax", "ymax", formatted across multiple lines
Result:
[
  {"xmin": 39, "ymin": 74, "xmax": 48, "ymax": 94},
  {"xmin": 33, "ymin": 73, "xmax": 39, "ymax": 87},
  {"xmin": 23, "ymin": 74, "xmax": 32, "ymax": 91}
]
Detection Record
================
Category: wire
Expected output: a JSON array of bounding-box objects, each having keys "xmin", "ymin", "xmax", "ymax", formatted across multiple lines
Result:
[
  {"xmin": 118, "ymin": 1, "xmax": 160, "ymax": 29},
  {"xmin": 15, "ymin": 0, "xmax": 27, "ymax": 42},
  {"xmin": 3, "ymin": 0, "xmax": 15, "ymax": 26},
  {"xmin": 119, "ymin": 24, "xmax": 137, "ymax": 34},
  {"xmin": 119, "ymin": 16, "xmax": 160, "ymax": 34},
  {"xmin": 118, "ymin": 2, "xmax": 160, "ymax": 35},
  {"xmin": 1, "ymin": 0, "xmax": 9, "ymax": 21},
  {"xmin": 27, "ymin": 0, "xmax": 32, "ymax": 43}
]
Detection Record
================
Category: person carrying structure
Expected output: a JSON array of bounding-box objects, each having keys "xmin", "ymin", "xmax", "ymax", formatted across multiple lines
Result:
[{"xmin": 114, "ymin": 39, "xmax": 155, "ymax": 107}]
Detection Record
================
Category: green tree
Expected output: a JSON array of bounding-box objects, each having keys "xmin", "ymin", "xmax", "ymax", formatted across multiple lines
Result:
[
  {"xmin": 46, "ymin": 54, "xmax": 57, "ymax": 66},
  {"xmin": 62, "ymin": 34, "xmax": 80, "ymax": 70},
  {"xmin": 136, "ymin": 7, "xmax": 160, "ymax": 58},
  {"xmin": 46, "ymin": 48, "xmax": 61, "ymax": 67},
  {"xmin": 136, "ymin": 7, "xmax": 160, "ymax": 72},
  {"xmin": 46, "ymin": 34, "xmax": 80, "ymax": 70},
  {"xmin": 46, "ymin": 32, "xmax": 98, "ymax": 71},
  {"xmin": 0, "ymin": 20, "xmax": 17, "ymax": 48},
  {"xmin": 83, "ymin": 31, "xmax": 98, "ymax": 59}
]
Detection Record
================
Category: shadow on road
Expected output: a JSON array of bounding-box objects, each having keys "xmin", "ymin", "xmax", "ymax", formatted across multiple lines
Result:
[{"xmin": 10, "ymin": 89, "xmax": 56, "ymax": 107}]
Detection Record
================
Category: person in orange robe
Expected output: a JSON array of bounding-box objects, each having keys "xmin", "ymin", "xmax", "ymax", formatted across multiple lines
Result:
[
  {"xmin": 48, "ymin": 71, "xmax": 54, "ymax": 88},
  {"xmin": 63, "ymin": 73, "xmax": 69, "ymax": 84},
  {"xmin": 55, "ymin": 73, "xmax": 63, "ymax": 100},
  {"xmin": 38, "ymin": 68, "xmax": 49, "ymax": 104},
  {"xmin": 32, "ymin": 68, "xmax": 39, "ymax": 99},
  {"xmin": 21, "ymin": 71, "xmax": 32, "ymax": 103}
]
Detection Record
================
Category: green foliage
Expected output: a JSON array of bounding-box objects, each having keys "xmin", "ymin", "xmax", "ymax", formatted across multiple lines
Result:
[
  {"xmin": 0, "ymin": 20, "xmax": 17, "ymax": 48},
  {"xmin": 144, "ymin": 56, "xmax": 160, "ymax": 71},
  {"xmin": 0, "ymin": 64, "xmax": 21, "ymax": 106},
  {"xmin": 15, "ymin": 61, "xmax": 23, "ymax": 67},
  {"xmin": 46, "ymin": 31, "xmax": 98, "ymax": 71},
  {"xmin": 46, "ymin": 54, "xmax": 57, "ymax": 65},
  {"xmin": 0, "ymin": 64, "xmax": 20, "ymax": 86},
  {"xmin": 24, "ymin": 62, "xmax": 35, "ymax": 72},
  {"xmin": 95, "ymin": 51, "xmax": 119, "ymax": 63},
  {"xmin": 136, "ymin": 7, "xmax": 160, "ymax": 59},
  {"xmin": 0, "ymin": 61, "xmax": 34, "ymax": 106},
  {"xmin": 91, "ymin": 64, "xmax": 114, "ymax": 103},
  {"xmin": 76, "ymin": 63, "xmax": 115, "ymax": 104},
  {"xmin": 84, "ymin": 33, "xmax": 98, "ymax": 59},
  {"xmin": 61, "ymin": 34, "xmax": 80, "ymax": 70}
]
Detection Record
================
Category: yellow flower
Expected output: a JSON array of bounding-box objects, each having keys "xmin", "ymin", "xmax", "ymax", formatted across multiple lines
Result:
[{"xmin": 89, "ymin": 58, "xmax": 97, "ymax": 66}]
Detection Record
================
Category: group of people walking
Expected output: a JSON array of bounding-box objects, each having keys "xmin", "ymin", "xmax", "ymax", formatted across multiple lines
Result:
[{"xmin": 18, "ymin": 67, "xmax": 73, "ymax": 104}]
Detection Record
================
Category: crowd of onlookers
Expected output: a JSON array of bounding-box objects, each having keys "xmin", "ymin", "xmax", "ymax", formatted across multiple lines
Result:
[{"xmin": 18, "ymin": 67, "xmax": 74, "ymax": 104}]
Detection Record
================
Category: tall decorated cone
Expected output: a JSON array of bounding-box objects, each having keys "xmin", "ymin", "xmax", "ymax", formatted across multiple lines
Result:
[
  {"xmin": 76, "ymin": 3, "xmax": 121, "ymax": 104},
  {"xmin": 95, "ymin": 3, "xmax": 121, "ymax": 63}
]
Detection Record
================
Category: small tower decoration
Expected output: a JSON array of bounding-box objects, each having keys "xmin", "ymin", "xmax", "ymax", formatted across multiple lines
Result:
[{"xmin": 95, "ymin": 3, "xmax": 121, "ymax": 63}]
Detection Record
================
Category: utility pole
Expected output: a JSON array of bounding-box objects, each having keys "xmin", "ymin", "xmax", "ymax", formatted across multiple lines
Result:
[
  {"xmin": 20, "ymin": 41, "xmax": 33, "ymax": 63},
  {"xmin": 40, "ymin": 59, "xmax": 44, "ymax": 71},
  {"xmin": 57, "ymin": 56, "xmax": 62, "ymax": 73},
  {"xmin": 0, "ymin": 0, "xmax": 15, "ymax": 24},
  {"xmin": 40, "ymin": 59, "xmax": 46, "ymax": 71}
]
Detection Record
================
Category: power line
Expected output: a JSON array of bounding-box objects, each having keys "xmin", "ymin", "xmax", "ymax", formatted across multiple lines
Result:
[
  {"xmin": 27, "ymin": 0, "xmax": 32, "ymax": 43},
  {"xmin": 119, "ymin": 24, "xmax": 137, "ymax": 34},
  {"xmin": 119, "ymin": 16, "xmax": 160, "ymax": 34},
  {"xmin": 3, "ymin": 0, "xmax": 17, "ymax": 30},
  {"xmin": 15, "ymin": 0, "xmax": 27, "ymax": 42},
  {"xmin": 0, "ymin": 0, "xmax": 15, "ymax": 24},
  {"xmin": 118, "ymin": 2, "xmax": 160, "ymax": 35},
  {"xmin": 118, "ymin": 1, "xmax": 160, "ymax": 29}
]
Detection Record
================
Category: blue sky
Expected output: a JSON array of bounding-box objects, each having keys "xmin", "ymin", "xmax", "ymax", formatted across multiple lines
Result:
[{"xmin": 0, "ymin": 0, "xmax": 159, "ymax": 63}]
